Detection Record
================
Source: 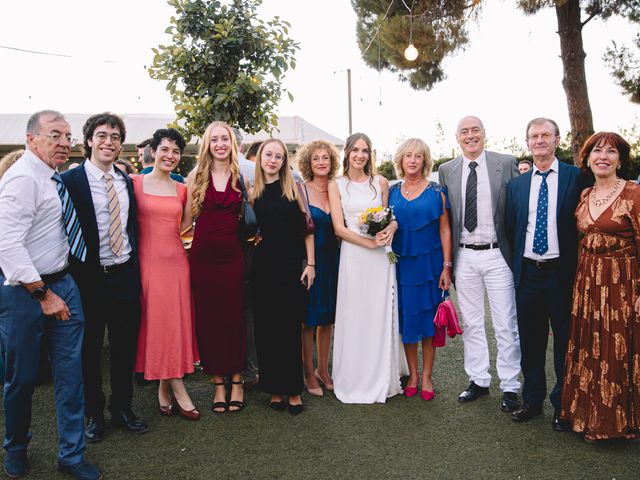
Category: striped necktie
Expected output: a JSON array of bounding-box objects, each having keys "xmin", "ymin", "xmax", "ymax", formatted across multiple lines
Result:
[
  {"xmin": 464, "ymin": 161, "xmax": 478, "ymax": 232},
  {"xmin": 51, "ymin": 173, "xmax": 87, "ymax": 262},
  {"xmin": 104, "ymin": 173, "xmax": 125, "ymax": 257}
]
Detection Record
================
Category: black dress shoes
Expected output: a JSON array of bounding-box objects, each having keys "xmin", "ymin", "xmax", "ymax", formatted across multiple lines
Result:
[
  {"xmin": 500, "ymin": 392, "xmax": 520, "ymax": 412},
  {"xmin": 511, "ymin": 403, "xmax": 543, "ymax": 422},
  {"xmin": 85, "ymin": 416, "xmax": 105, "ymax": 443},
  {"xmin": 552, "ymin": 412, "xmax": 571, "ymax": 432},
  {"xmin": 109, "ymin": 409, "xmax": 150, "ymax": 434},
  {"xmin": 458, "ymin": 382, "xmax": 489, "ymax": 403}
]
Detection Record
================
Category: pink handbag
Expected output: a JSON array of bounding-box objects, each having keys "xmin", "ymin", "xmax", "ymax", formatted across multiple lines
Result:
[{"xmin": 433, "ymin": 292, "xmax": 462, "ymax": 348}]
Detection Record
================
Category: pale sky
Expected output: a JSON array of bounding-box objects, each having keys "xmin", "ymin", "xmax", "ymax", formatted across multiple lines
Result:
[{"xmin": 1, "ymin": 0, "xmax": 638, "ymax": 158}]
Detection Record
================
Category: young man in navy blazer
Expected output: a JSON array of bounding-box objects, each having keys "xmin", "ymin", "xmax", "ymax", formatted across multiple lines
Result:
[
  {"xmin": 61, "ymin": 113, "xmax": 148, "ymax": 443},
  {"xmin": 505, "ymin": 117, "xmax": 581, "ymax": 431}
]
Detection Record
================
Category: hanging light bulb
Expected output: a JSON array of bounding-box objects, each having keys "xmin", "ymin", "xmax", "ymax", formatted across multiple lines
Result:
[
  {"xmin": 404, "ymin": 43, "xmax": 418, "ymax": 61},
  {"xmin": 404, "ymin": 9, "xmax": 418, "ymax": 62}
]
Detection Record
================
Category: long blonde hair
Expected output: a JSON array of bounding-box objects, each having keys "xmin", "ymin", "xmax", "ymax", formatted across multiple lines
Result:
[
  {"xmin": 252, "ymin": 138, "xmax": 297, "ymax": 202},
  {"xmin": 191, "ymin": 121, "xmax": 240, "ymax": 218}
]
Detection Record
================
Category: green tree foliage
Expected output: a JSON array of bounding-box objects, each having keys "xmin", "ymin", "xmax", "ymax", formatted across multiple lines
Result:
[
  {"xmin": 352, "ymin": 0, "xmax": 640, "ymax": 158},
  {"xmin": 377, "ymin": 160, "xmax": 397, "ymax": 180},
  {"xmin": 148, "ymin": 0, "xmax": 298, "ymax": 139},
  {"xmin": 605, "ymin": 35, "xmax": 640, "ymax": 104}
]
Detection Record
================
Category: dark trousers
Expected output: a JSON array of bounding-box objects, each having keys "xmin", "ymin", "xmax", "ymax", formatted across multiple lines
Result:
[
  {"xmin": 515, "ymin": 261, "xmax": 571, "ymax": 411},
  {"xmin": 81, "ymin": 267, "xmax": 140, "ymax": 418},
  {"xmin": 0, "ymin": 274, "xmax": 85, "ymax": 465}
]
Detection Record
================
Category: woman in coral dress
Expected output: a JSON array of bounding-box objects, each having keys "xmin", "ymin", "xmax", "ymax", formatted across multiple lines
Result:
[
  {"xmin": 134, "ymin": 128, "xmax": 200, "ymax": 420},
  {"xmin": 183, "ymin": 121, "xmax": 247, "ymax": 414},
  {"xmin": 560, "ymin": 132, "xmax": 640, "ymax": 441}
]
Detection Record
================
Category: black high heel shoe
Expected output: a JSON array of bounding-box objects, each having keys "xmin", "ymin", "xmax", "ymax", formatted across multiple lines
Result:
[
  {"xmin": 211, "ymin": 381, "xmax": 228, "ymax": 414},
  {"xmin": 288, "ymin": 403, "xmax": 304, "ymax": 416},
  {"xmin": 228, "ymin": 379, "xmax": 245, "ymax": 413}
]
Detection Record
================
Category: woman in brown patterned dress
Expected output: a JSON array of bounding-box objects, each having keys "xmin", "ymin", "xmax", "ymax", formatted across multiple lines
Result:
[{"xmin": 560, "ymin": 132, "xmax": 640, "ymax": 441}]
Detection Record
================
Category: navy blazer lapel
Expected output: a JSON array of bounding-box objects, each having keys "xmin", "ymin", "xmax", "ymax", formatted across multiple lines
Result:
[
  {"xmin": 71, "ymin": 163, "xmax": 100, "ymax": 258},
  {"xmin": 520, "ymin": 170, "xmax": 532, "ymax": 216},
  {"xmin": 555, "ymin": 162, "xmax": 571, "ymax": 216}
]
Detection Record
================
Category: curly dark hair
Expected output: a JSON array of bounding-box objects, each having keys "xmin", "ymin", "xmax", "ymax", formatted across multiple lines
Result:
[
  {"xmin": 150, "ymin": 128, "xmax": 186, "ymax": 153},
  {"xmin": 297, "ymin": 140, "xmax": 340, "ymax": 181},
  {"xmin": 577, "ymin": 131, "xmax": 632, "ymax": 186},
  {"xmin": 82, "ymin": 112, "xmax": 126, "ymax": 159}
]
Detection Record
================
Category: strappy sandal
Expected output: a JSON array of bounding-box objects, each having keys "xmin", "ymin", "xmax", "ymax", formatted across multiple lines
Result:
[
  {"xmin": 211, "ymin": 381, "xmax": 228, "ymax": 414},
  {"xmin": 228, "ymin": 379, "xmax": 245, "ymax": 413}
]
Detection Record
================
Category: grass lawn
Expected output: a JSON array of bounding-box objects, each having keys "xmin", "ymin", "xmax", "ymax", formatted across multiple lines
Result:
[{"xmin": 2, "ymin": 290, "xmax": 640, "ymax": 479}]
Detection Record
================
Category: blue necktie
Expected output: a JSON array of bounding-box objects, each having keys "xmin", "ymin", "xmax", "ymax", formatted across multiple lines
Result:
[
  {"xmin": 51, "ymin": 173, "xmax": 87, "ymax": 262},
  {"xmin": 532, "ymin": 170, "xmax": 551, "ymax": 255}
]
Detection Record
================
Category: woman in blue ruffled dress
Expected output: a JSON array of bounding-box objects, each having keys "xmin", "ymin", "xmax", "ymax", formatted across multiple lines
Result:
[{"xmin": 390, "ymin": 138, "xmax": 452, "ymax": 401}]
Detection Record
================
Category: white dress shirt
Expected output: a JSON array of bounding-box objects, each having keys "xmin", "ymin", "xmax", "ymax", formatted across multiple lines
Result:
[
  {"xmin": 459, "ymin": 151, "xmax": 498, "ymax": 245},
  {"xmin": 0, "ymin": 149, "xmax": 69, "ymax": 285},
  {"xmin": 84, "ymin": 160, "xmax": 131, "ymax": 266},
  {"xmin": 238, "ymin": 153, "xmax": 256, "ymax": 187},
  {"xmin": 524, "ymin": 159, "xmax": 560, "ymax": 260}
]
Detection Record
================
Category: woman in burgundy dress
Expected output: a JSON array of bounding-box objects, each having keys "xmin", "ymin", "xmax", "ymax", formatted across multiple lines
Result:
[{"xmin": 183, "ymin": 121, "xmax": 247, "ymax": 413}]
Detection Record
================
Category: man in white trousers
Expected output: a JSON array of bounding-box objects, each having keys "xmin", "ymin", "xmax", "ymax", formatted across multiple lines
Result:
[{"xmin": 438, "ymin": 116, "xmax": 522, "ymax": 412}]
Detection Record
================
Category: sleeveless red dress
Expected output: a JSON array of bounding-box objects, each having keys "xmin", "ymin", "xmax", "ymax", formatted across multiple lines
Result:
[
  {"xmin": 133, "ymin": 175, "xmax": 199, "ymax": 379},
  {"xmin": 190, "ymin": 176, "xmax": 246, "ymax": 375}
]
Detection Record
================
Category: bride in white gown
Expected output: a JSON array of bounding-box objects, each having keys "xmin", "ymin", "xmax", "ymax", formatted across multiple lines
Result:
[{"xmin": 328, "ymin": 132, "xmax": 406, "ymax": 404}]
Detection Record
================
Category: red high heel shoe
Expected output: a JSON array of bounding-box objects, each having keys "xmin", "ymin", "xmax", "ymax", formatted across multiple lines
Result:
[
  {"xmin": 159, "ymin": 394, "xmax": 174, "ymax": 416},
  {"xmin": 404, "ymin": 375, "xmax": 420, "ymax": 397},
  {"xmin": 420, "ymin": 389, "xmax": 435, "ymax": 401},
  {"xmin": 172, "ymin": 397, "xmax": 201, "ymax": 420},
  {"xmin": 404, "ymin": 386, "xmax": 419, "ymax": 397},
  {"xmin": 158, "ymin": 402, "xmax": 174, "ymax": 417}
]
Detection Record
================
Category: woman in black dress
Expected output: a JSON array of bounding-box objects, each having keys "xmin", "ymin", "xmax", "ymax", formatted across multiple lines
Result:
[{"xmin": 251, "ymin": 138, "xmax": 315, "ymax": 415}]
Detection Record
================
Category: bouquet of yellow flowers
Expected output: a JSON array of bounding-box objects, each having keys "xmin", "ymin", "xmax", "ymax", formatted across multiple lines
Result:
[{"xmin": 359, "ymin": 206, "xmax": 398, "ymax": 264}]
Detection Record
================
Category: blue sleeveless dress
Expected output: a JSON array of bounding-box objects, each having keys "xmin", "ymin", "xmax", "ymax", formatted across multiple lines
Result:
[
  {"xmin": 305, "ymin": 205, "xmax": 339, "ymax": 326},
  {"xmin": 390, "ymin": 182, "xmax": 448, "ymax": 343}
]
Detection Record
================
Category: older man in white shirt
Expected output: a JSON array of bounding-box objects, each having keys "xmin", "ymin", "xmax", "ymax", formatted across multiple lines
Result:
[
  {"xmin": 438, "ymin": 116, "xmax": 522, "ymax": 413},
  {"xmin": 0, "ymin": 110, "xmax": 101, "ymax": 479}
]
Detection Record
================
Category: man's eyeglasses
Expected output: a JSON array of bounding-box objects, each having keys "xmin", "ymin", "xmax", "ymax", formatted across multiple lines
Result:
[
  {"xmin": 35, "ymin": 132, "xmax": 77, "ymax": 145},
  {"xmin": 527, "ymin": 133, "xmax": 556, "ymax": 142},
  {"xmin": 94, "ymin": 132, "xmax": 122, "ymax": 143}
]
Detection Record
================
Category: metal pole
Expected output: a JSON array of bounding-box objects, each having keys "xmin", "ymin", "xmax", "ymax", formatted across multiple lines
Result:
[{"xmin": 347, "ymin": 68, "xmax": 353, "ymax": 135}]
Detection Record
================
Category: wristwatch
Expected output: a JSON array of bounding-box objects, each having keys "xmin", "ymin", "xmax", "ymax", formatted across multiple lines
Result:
[{"xmin": 31, "ymin": 285, "xmax": 50, "ymax": 301}]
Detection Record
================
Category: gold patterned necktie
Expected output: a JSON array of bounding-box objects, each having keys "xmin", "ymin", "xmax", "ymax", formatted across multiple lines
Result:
[{"xmin": 104, "ymin": 173, "xmax": 124, "ymax": 256}]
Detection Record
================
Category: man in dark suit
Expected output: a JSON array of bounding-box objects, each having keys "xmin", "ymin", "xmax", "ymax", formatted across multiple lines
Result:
[
  {"xmin": 438, "ymin": 116, "xmax": 522, "ymax": 412},
  {"xmin": 505, "ymin": 117, "xmax": 581, "ymax": 431},
  {"xmin": 61, "ymin": 112, "xmax": 149, "ymax": 443}
]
